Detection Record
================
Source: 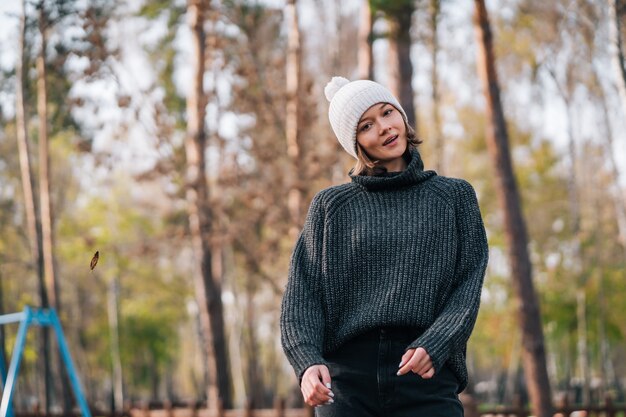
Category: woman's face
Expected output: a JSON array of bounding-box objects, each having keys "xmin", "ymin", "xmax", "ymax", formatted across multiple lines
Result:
[{"xmin": 356, "ymin": 103, "xmax": 408, "ymax": 167}]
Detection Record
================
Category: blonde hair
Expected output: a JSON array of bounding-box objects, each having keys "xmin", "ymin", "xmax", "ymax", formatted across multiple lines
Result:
[{"xmin": 353, "ymin": 123, "xmax": 422, "ymax": 176}]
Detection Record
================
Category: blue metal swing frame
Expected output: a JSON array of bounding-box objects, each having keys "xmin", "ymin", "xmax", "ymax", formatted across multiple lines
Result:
[{"xmin": 0, "ymin": 306, "xmax": 92, "ymax": 417}]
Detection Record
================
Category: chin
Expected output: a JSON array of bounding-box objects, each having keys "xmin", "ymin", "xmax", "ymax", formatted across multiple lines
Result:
[{"xmin": 382, "ymin": 144, "xmax": 407, "ymax": 158}]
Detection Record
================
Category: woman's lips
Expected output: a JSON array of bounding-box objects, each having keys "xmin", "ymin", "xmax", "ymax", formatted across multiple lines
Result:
[{"xmin": 383, "ymin": 135, "xmax": 398, "ymax": 146}]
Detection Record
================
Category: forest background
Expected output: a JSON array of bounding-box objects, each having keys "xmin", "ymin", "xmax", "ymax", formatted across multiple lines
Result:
[{"xmin": 1, "ymin": 0, "xmax": 626, "ymax": 414}]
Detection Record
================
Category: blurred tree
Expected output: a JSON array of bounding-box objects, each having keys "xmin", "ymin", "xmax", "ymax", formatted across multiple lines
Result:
[
  {"xmin": 16, "ymin": 0, "xmax": 52, "ymax": 409},
  {"xmin": 358, "ymin": 0, "xmax": 374, "ymax": 80},
  {"xmin": 16, "ymin": 0, "xmax": 45, "ymax": 315},
  {"xmin": 456, "ymin": 101, "xmax": 571, "ymax": 403},
  {"xmin": 225, "ymin": 2, "xmax": 308, "ymax": 406},
  {"xmin": 593, "ymin": 73, "xmax": 626, "ymax": 255},
  {"xmin": 35, "ymin": 0, "xmax": 88, "ymax": 410},
  {"xmin": 497, "ymin": 0, "xmax": 626, "ymax": 400},
  {"xmin": 5, "ymin": 0, "xmax": 139, "ymax": 407},
  {"xmin": 428, "ymin": 0, "xmax": 444, "ymax": 174},
  {"xmin": 371, "ymin": 0, "xmax": 417, "ymax": 129},
  {"xmin": 285, "ymin": 0, "xmax": 304, "ymax": 239},
  {"xmin": 185, "ymin": 0, "xmax": 232, "ymax": 408},
  {"xmin": 473, "ymin": 0, "xmax": 553, "ymax": 416},
  {"xmin": 604, "ymin": 0, "xmax": 626, "ymax": 253},
  {"xmin": 216, "ymin": 0, "xmax": 352, "ymax": 406},
  {"xmin": 546, "ymin": 43, "xmax": 591, "ymax": 406},
  {"xmin": 608, "ymin": 0, "xmax": 626, "ymax": 121},
  {"xmin": 36, "ymin": 1, "xmax": 59, "ymax": 409},
  {"xmin": 37, "ymin": 0, "xmax": 58, "ymax": 313}
]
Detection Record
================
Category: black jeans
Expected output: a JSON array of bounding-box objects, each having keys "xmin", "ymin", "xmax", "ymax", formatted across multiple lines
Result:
[{"xmin": 316, "ymin": 327, "xmax": 464, "ymax": 417}]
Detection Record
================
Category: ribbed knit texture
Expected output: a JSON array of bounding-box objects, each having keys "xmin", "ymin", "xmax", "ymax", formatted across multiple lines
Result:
[{"xmin": 280, "ymin": 148, "xmax": 489, "ymax": 393}]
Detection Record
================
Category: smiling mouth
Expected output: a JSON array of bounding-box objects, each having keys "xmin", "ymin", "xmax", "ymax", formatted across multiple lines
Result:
[{"xmin": 383, "ymin": 135, "xmax": 398, "ymax": 146}]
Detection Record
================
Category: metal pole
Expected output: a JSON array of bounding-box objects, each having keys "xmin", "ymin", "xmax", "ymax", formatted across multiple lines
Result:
[
  {"xmin": 0, "ymin": 341, "xmax": 13, "ymax": 417},
  {"xmin": 0, "ymin": 313, "xmax": 26, "ymax": 326},
  {"xmin": 0, "ymin": 350, "xmax": 7, "ymax": 384},
  {"xmin": 48, "ymin": 309, "xmax": 92, "ymax": 417},
  {"xmin": 0, "ymin": 307, "xmax": 31, "ymax": 417}
]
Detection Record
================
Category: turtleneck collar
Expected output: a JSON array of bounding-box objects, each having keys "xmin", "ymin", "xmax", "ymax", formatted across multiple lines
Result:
[{"xmin": 349, "ymin": 147, "xmax": 437, "ymax": 191}]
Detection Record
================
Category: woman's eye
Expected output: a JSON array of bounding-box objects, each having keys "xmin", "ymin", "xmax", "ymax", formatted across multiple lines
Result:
[
  {"xmin": 383, "ymin": 108, "xmax": 393, "ymax": 116},
  {"xmin": 360, "ymin": 123, "xmax": 371, "ymax": 132}
]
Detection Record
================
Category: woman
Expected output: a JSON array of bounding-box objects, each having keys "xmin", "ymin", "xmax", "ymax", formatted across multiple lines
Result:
[{"xmin": 280, "ymin": 76, "xmax": 489, "ymax": 417}]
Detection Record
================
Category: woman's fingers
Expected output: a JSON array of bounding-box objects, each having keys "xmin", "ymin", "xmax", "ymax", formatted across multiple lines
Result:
[
  {"xmin": 317, "ymin": 365, "xmax": 335, "ymax": 404},
  {"xmin": 397, "ymin": 348, "xmax": 417, "ymax": 375},
  {"xmin": 303, "ymin": 381, "xmax": 327, "ymax": 406},
  {"xmin": 399, "ymin": 349, "xmax": 414, "ymax": 368},
  {"xmin": 319, "ymin": 365, "xmax": 332, "ymax": 389},
  {"xmin": 302, "ymin": 379, "xmax": 329, "ymax": 406},
  {"xmin": 412, "ymin": 348, "xmax": 432, "ymax": 375},
  {"xmin": 420, "ymin": 366, "xmax": 435, "ymax": 379},
  {"xmin": 397, "ymin": 347, "xmax": 434, "ymax": 378},
  {"xmin": 301, "ymin": 365, "xmax": 334, "ymax": 407}
]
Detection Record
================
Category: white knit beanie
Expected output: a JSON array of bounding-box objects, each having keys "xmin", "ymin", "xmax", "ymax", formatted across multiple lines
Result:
[{"xmin": 324, "ymin": 76, "xmax": 408, "ymax": 159}]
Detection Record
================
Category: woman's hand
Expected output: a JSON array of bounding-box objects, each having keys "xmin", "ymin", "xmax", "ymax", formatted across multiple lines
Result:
[
  {"xmin": 397, "ymin": 347, "xmax": 435, "ymax": 379},
  {"xmin": 301, "ymin": 364, "xmax": 334, "ymax": 407}
]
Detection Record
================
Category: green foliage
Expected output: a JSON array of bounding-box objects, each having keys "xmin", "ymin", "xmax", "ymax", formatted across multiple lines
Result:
[
  {"xmin": 139, "ymin": 0, "xmax": 181, "ymax": 20},
  {"xmin": 121, "ymin": 300, "xmax": 181, "ymax": 392},
  {"xmin": 139, "ymin": 0, "xmax": 186, "ymax": 122},
  {"xmin": 369, "ymin": 0, "xmax": 414, "ymax": 16},
  {"xmin": 55, "ymin": 179, "xmax": 191, "ymax": 398}
]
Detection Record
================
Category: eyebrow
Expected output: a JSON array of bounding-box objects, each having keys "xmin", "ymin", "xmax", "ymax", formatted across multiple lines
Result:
[{"xmin": 358, "ymin": 103, "xmax": 389, "ymax": 125}]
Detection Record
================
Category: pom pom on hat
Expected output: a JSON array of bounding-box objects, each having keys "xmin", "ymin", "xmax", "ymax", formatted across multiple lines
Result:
[
  {"xmin": 324, "ymin": 76, "xmax": 350, "ymax": 102},
  {"xmin": 324, "ymin": 76, "xmax": 408, "ymax": 159}
]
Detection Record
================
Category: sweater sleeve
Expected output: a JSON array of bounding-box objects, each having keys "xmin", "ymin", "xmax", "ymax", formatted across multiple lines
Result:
[
  {"xmin": 407, "ymin": 180, "xmax": 489, "ymax": 373},
  {"xmin": 280, "ymin": 193, "xmax": 328, "ymax": 383}
]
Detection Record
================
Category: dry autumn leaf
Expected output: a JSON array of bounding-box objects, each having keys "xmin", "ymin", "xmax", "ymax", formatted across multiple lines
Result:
[{"xmin": 90, "ymin": 251, "xmax": 99, "ymax": 271}]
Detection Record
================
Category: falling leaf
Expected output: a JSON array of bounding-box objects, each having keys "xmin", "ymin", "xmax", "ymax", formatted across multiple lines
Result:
[{"xmin": 90, "ymin": 251, "xmax": 99, "ymax": 271}]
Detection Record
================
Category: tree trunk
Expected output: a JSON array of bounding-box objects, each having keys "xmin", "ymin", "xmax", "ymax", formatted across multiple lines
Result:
[
  {"xmin": 185, "ymin": 0, "xmax": 232, "ymax": 408},
  {"xmin": 17, "ymin": 0, "xmax": 52, "ymax": 409},
  {"xmin": 594, "ymin": 68, "xmax": 626, "ymax": 254},
  {"xmin": 563, "ymin": 90, "xmax": 590, "ymax": 404},
  {"xmin": 107, "ymin": 275, "xmax": 123, "ymax": 411},
  {"xmin": 548, "ymin": 68, "xmax": 591, "ymax": 404},
  {"xmin": 395, "ymin": 3, "xmax": 416, "ymax": 130},
  {"xmin": 593, "ymin": 80, "xmax": 622, "ymax": 393},
  {"xmin": 151, "ymin": 353, "xmax": 160, "ymax": 400},
  {"xmin": 503, "ymin": 332, "xmax": 522, "ymax": 404},
  {"xmin": 608, "ymin": 0, "xmax": 626, "ymax": 122},
  {"xmin": 17, "ymin": 0, "xmax": 45, "ymax": 305},
  {"xmin": 192, "ymin": 303, "xmax": 210, "ymax": 401},
  {"xmin": 227, "ymin": 294, "xmax": 246, "ymax": 408},
  {"xmin": 387, "ymin": 19, "xmax": 400, "ymax": 99},
  {"xmin": 596, "ymin": 267, "xmax": 615, "ymax": 397},
  {"xmin": 384, "ymin": 3, "xmax": 416, "ymax": 129},
  {"xmin": 245, "ymin": 279, "xmax": 262, "ymax": 408},
  {"xmin": 589, "ymin": 194, "xmax": 609, "ymax": 398},
  {"xmin": 576, "ymin": 288, "xmax": 590, "ymax": 403},
  {"xmin": 285, "ymin": 0, "xmax": 303, "ymax": 239},
  {"xmin": 358, "ymin": 0, "xmax": 374, "ymax": 80},
  {"xmin": 472, "ymin": 1, "xmax": 553, "ymax": 416},
  {"xmin": 35, "ymin": 3, "xmax": 57, "ymax": 412},
  {"xmin": 37, "ymin": 1, "xmax": 58, "ymax": 312},
  {"xmin": 429, "ymin": 0, "xmax": 444, "ymax": 174}
]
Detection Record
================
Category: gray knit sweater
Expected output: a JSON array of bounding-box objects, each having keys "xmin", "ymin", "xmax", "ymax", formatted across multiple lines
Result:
[{"xmin": 280, "ymin": 147, "xmax": 488, "ymax": 392}]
